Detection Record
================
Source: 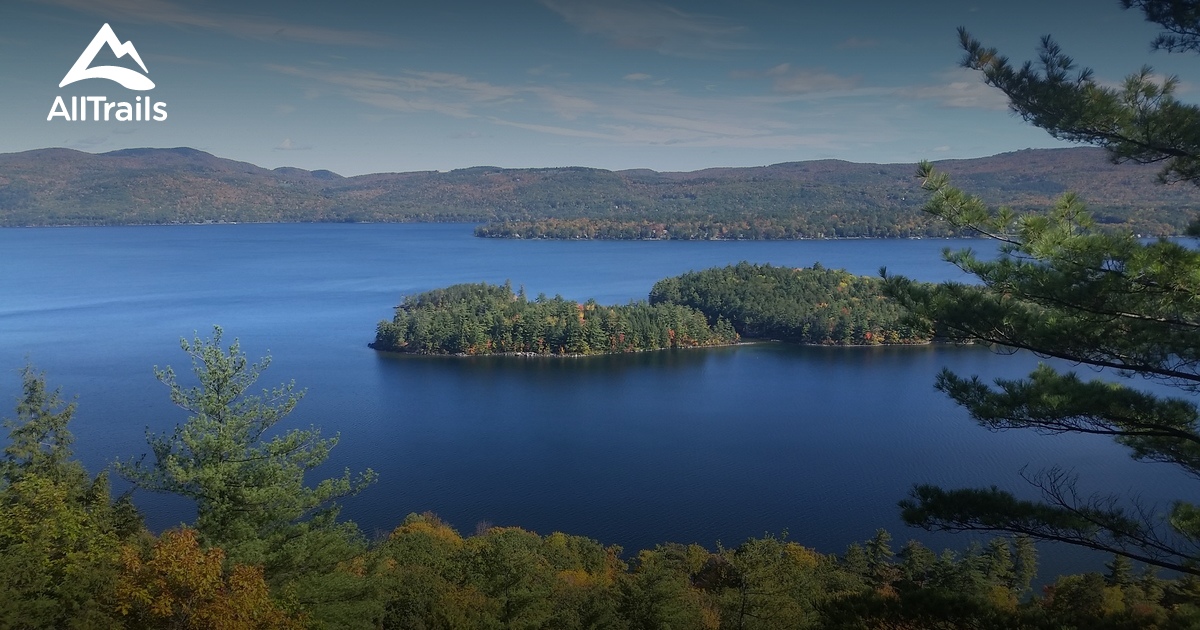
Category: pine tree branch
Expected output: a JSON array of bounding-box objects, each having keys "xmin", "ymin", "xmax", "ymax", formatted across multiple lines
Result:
[{"xmin": 900, "ymin": 482, "xmax": 1200, "ymax": 576}]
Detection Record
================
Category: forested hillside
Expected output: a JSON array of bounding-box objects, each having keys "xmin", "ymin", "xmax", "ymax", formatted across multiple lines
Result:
[{"xmin": 1, "ymin": 146, "xmax": 1195, "ymax": 236}]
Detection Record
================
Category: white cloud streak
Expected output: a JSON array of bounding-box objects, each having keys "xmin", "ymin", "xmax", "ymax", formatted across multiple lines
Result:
[
  {"xmin": 897, "ymin": 68, "xmax": 1009, "ymax": 110},
  {"xmin": 732, "ymin": 63, "xmax": 862, "ymax": 95},
  {"xmin": 539, "ymin": 0, "xmax": 750, "ymax": 58},
  {"xmin": 265, "ymin": 59, "xmax": 1012, "ymax": 153},
  {"xmin": 29, "ymin": 0, "xmax": 398, "ymax": 47}
]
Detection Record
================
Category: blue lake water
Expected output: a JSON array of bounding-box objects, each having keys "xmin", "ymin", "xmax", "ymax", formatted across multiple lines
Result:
[{"xmin": 0, "ymin": 223, "xmax": 1191, "ymax": 581}]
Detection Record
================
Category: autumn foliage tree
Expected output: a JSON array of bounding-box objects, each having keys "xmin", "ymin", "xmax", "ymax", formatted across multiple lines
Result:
[
  {"xmin": 114, "ymin": 528, "xmax": 302, "ymax": 630},
  {"xmin": 0, "ymin": 367, "xmax": 141, "ymax": 629}
]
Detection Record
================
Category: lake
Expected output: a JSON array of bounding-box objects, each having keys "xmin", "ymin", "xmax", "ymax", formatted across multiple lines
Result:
[{"xmin": 0, "ymin": 223, "xmax": 1190, "ymax": 580}]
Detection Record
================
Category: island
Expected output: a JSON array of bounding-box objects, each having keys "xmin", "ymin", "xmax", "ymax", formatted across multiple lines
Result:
[
  {"xmin": 372, "ymin": 264, "xmax": 929, "ymax": 356},
  {"xmin": 372, "ymin": 282, "xmax": 738, "ymax": 356}
]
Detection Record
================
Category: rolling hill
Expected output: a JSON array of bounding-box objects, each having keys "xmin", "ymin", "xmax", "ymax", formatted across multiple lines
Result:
[{"xmin": 0, "ymin": 146, "xmax": 1195, "ymax": 237}]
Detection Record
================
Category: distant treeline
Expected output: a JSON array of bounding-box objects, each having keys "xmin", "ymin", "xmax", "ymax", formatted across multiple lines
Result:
[
  {"xmin": 2, "ymin": 147, "xmax": 1195, "ymax": 236},
  {"xmin": 651, "ymin": 263, "xmax": 931, "ymax": 345},
  {"xmin": 474, "ymin": 214, "xmax": 959, "ymax": 240},
  {"xmin": 372, "ymin": 282, "xmax": 738, "ymax": 356},
  {"xmin": 374, "ymin": 264, "xmax": 928, "ymax": 356},
  {"xmin": 472, "ymin": 203, "xmax": 1188, "ymax": 240}
]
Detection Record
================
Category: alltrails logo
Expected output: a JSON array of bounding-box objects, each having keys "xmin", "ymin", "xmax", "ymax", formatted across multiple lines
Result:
[{"xmin": 47, "ymin": 23, "xmax": 167, "ymax": 122}]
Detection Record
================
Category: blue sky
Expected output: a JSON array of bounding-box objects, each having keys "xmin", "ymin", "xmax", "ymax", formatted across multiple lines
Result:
[{"xmin": 1, "ymin": 0, "xmax": 1192, "ymax": 175}]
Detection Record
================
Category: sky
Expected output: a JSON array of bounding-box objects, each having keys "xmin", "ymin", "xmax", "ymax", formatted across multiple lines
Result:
[{"xmin": 0, "ymin": 0, "xmax": 1194, "ymax": 175}]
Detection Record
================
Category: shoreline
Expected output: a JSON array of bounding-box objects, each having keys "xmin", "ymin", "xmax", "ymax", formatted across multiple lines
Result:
[
  {"xmin": 369, "ymin": 337, "xmax": 940, "ymax": 359},
  {"xmin": 3, "ymin": 221, "xmax": 1180, "ymax": 240},
  {"xmin": 368, "ymin": 339, "xmax": 751, "ymax": 359}
]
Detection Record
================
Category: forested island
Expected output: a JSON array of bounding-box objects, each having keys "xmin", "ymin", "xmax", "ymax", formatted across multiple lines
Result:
[
  {"xmin": 651, "ymin": 263, "xmax": 930, "ymax": 345},
  {"xmin": 372, "ymin": 265, "xmax": 930, "ymax": 356},
  {"xmin": 372, "ymin": 282, "xmax": 739, "ymax": 356}
]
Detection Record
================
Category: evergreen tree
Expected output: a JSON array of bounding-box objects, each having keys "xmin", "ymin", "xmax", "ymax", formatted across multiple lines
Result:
[
  {"xmin": 897, "ymin": 540, "xmax": 936, "ymax": 589},
  {"xmin": 1106, "ymin": 554, "xmax": 1136, "ymax": 587},
  {"xmin": 120, "ymin": 327, "xmax": 375, "ymax": 553},
  {"xmin": 117, "ymin": 327, "xmax": 379, "ymax": 626},
  {"xmin": 887, "ymin": 3, "xmax": 1200, "ymax": 576},
  {"xmin": 981, "ymin": 538, "xmax": 1015, "ymax": 589},
  {"xmin": 2, "ymin": 366, "xmax": 81, "ymax": 486},
  {"xmin": 958, "ymin": 1, "xmax": 1200, "ymax": 192},
  {"xmin": 1011, "ymin": 536, "xmax": 1038, "ymax": 596},
  {"xmin": 864, "ymin": 529, "xmax": 897, "ymax": 587},
  {"xmin": 842, "ymin": 543, "xmax": 869, "ymax": 579}
]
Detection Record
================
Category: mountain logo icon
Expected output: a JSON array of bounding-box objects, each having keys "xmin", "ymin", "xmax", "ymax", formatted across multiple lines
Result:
[{"xmin": 59, "ymin": 23, "xmax": 154, "ymax": 91}]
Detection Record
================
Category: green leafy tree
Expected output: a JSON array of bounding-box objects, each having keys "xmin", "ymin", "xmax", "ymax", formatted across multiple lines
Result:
[
  {"xmin": 715, "ymin": 535, "xmax": 851, "ymax": 630},
  {"xmin": 0, "ymin": 367, "xmax": 142, "ymax": 629},
  {"xmin": 886, "ymin": 3, "xmax": 1200, "ymax": 576},
  {"xmin": 618, "ymin": 544, "xmax": 714, "ymax": 630}
]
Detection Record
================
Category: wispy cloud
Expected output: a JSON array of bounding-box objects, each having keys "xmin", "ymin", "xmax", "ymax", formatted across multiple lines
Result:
[
  {"xmin": 343, "ymin": 91, "xmax": 475, "ymax": 118},
  {"xmin": 265, "ymin": 64, "xmax": 514, "ymax": 118},
  {"xmin": 530, "ymin": 89, "xmax": 598, "ymax": 119},
  {"xmin": 486, "ymin": 83, "xmax": 892, "ymax": 150},
  {"xmin": 897, "ymin": 68, "xmax": 1008, "ymax": 109},
  {"xmin": 836, "ymin": 37, "xmax": 879, "ymax": 50},
  {"xmin": 274, "ymin": 137, "xmax": 312, "ymax": 151},
  {"xmin": 623, "ymin": 73, "xmax": 653, "ymax": 82},
  {"xmin": 733, "ymin": 63, "xmax": 861, "ymax": 95},
  {"xmin": 489, "ymin": 118, "xmax": 616, "ymax": 141},
  {"xmin": 268, "ymin": 61, "xmax": 894, "ymax": 152},
  {"xmin": 539, "ymin": 0, "xmax": 750, "ymax": 58},
  {"xmin": 772, "ymin": 68, "xmax": 860, "ymax": 95},
  {"xmin": 30, "ymin": 0, "xmax": 398, "ymax": 47}
]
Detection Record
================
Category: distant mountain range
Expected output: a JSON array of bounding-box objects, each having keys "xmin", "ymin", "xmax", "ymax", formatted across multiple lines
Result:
[{"xmin": 0, "ymin": 146, "xmax": 1196, "ymax": 237}]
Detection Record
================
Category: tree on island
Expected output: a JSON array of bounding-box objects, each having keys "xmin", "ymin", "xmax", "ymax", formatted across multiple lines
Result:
[{"xmin": 884, "ymin": 2, "xmax": 1200, "ymax": 575}]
